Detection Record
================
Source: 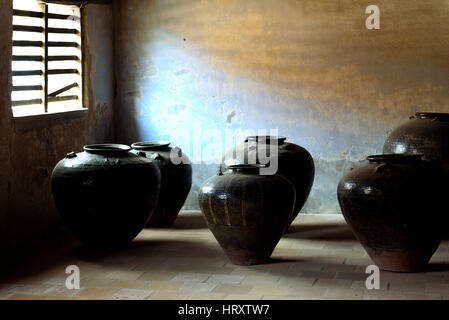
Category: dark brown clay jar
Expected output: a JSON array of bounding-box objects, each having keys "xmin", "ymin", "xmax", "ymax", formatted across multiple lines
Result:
[
  {"xmin": 131, "ymin": 141, "xmax": 192, "ymax": 227},
  {"xmin": 51, "ymin": 144, "xmax": 161, "ymax": 248},
  {"xmin": 199, "ymin": 164, "xmax": 296, "ymax": 265},
  {"xmin": 384, "ymin": 112, "xmax": 449, "ymax": 172},
  {"xmin": 219, "ymin": 136, "xmax": 314, "ymax": 226},
  {"xmin": 337, "ymin": 154, "xmax": 446, "ymax": 272}
]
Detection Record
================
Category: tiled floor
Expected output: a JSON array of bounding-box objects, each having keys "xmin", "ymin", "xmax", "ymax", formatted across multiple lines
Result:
[{"xmin": 2, "ymin": 212, "xmax": 449, "ymax": 300}]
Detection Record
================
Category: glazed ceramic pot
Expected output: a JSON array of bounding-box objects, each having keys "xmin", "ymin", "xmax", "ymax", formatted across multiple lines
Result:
[
  {"xmin": 131, "ymin": 141, "xmax": 192, "ymax": 227},
  {"xmin": 51, "ymin": 144, "xmax": 161, "ymax": 248},
  {"xmin": 383, "ymin": 112, "xmax": 449, "ymax": 172},
  {"xmin": 219, "ymin": 136, "xmax": 314, "ymax": 226},
  {"xmin": 199, "ymin": 164, "xmax": 296, "ymax": 265},
  {"xmin": 337, "ymin": 154, "xmax": 445, "ymax": 272}
]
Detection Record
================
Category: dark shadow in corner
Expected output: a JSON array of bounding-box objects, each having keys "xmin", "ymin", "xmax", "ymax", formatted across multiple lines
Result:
[
  {"xmin": 284, "ymin": 223, "xmax": 357, "ymax": 241},
  {"xmin": 425, "ymin": 263, "xmax": 449, "ymax": 273}
]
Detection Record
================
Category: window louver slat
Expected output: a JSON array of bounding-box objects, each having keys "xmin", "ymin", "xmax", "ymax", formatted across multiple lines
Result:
[
  {"xmin": 12, "ymin": 55, "xmax": 44, "ymax": 61},
  {"xmin": 47, "ymin": 12, "xmax": 79, "ymax": 20},
  {"xmin": 13, "ymin": 25, "xmax": 44, "ymax": 33},
  {"xmin": 12, "ymin": 99, "xmax": 43, "ymax": 107},
  {"xmin": 13, "ymin": 70, "xmax": 44, "ymax": 76},
  {"xmin": 48, "ymin": 69, "xmax": 79, "ymax": 75},
  {"xmin": 13, "ymin": 40, "xmax": 44, "ymax": 47},
  {"xmin": 13, "ymin": 85, "xmax": 43, "ymax": 91},
  {"xmin": 48, "ymin": 27, "xmax": 79, "ymax": 34},
  {"xmin": 49, "ymin": 82, "xmax": 78, "ymax": 97},
  {"xmin": 48, "ymin": 55, "xmax": 79, "ymax": 61},
  {"xmin": 13, "ymin": 9, "xmax": 44, "ymax": 18},
  {"xmin": 47, "ymin": 41, "xmax": 80, "ymax": 48},
  {"xmin": 48, "ymin": 95, "xmax": 78, "ymax": 103}
]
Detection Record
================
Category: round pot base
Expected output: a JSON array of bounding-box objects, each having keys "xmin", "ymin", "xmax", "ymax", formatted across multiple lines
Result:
[
  {"xmin": 224, "ymin": 248, "xmax": 271, "ymax": 266},
  {"xmin": 365, "ymin": 245, "xmax": 438, "ymax": 273}
]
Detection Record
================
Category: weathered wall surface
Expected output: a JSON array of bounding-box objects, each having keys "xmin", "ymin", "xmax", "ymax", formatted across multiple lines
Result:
[
  {"xmin": 0, "ymin": 3, "xmax": 115, "ymax": 269},
  {"xmin": 113, "ymin": 0, "xmax": 449, "ymax": 213}
]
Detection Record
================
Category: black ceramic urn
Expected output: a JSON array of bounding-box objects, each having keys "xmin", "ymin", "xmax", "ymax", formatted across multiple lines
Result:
[
  {"xmin": 384, "ymin": 112, "xmax": 449, "ymax": 172},
  {"xmin": 51, "ymin": 144, "xmax": 161, "ymax": 248},
  {"xmin": 132, "ymin": 141, "xmax": 192, "ymax": 227},
  {"xmin": 219, "ymin": 136, "xmax": 314, "ymax": 227},
  {"xmin": 337, "ymin": 154, "xmax": 446, "ymax": 272},
  {"xmin": 199, "ymin": 164, "xmax": 296, "ymax": 265}
]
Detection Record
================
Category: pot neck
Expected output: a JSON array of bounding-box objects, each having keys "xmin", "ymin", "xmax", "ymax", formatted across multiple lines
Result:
[
  {"xmin": 228, "ymin": 164, "xmax": 267, "ymax": 174},
  {"xmin": 83, "ymin": 144, "xmax": 131, "ymax": 156},
  {"xmin": 367, "ymin": 154, "xmax": 424, "ymax": 164},
  {"xmin": 131, "ymin": 141, "xmax": 171, "ymax": 151},
  {"xmin": 414, "ymin": 112, "xmax": 449, "ymax": 122},
  {"xmin": 245, "ymin": 136, "xmax": 287, "ymax": 145}
]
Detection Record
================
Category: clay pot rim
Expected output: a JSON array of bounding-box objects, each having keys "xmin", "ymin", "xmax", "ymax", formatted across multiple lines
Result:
[
  {"xmin": 131, "ymin": 141, "xmax": 171, "ymax": 150},
  {"xmin": 83, "ymin": 144, "xmax": 131, "ymax": 155},
  {"xmin": 228, "ymin": 164, "xmax": 268, "ymax": 173},
  {"xmin": 245, "ymin": 136, "xmax": 287, "ymax": 143},
  {"xmin": 367, "ymin": 153, "xmax": 424, "ymax": 163},
  {"xmin": 415, "ymin": 112, "xmax": 449, "ymax": 121}
]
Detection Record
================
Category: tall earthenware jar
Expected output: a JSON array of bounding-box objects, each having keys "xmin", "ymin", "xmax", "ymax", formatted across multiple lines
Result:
[
  {"xmin": 199, "ymin": 164, "xmax": 296, "ymax": 265},
  {"xmin": 384, "ymin": 112, "xmax": 449, "ymax": 172},
  {"xmin": 51, "ymin": 144, "xmax": 161, "ymax": 248},
  {"xmin": 219, "ymin": 136, "xmax": 314, "ymax": 226},
  {"xmin": 132, "ymin": 141, "xmax": 192, "ymax": 227},
  {"xmin": 337, "ymin": 154, "xmax": 445, "ymax": 272}
]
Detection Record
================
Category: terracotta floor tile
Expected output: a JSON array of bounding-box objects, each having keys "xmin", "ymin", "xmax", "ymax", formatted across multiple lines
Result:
[
  {"xmin": 171, "ymin": 272, "xmax": 210, "ymax": 283},
  {"xmin": 250, "ymin": 285, "xmax": 290, "ymax": 296},
  {"xmin": 105, "ymin": 270, "xmax": 144, "ymax": 281},
  {"xmin": 186, "ymin": 293, "xmax": 226, "ymax": 300},
  {"xmin": 110, "ymin": 280, "xmax": 149, "ymax": 289},
  {"xmin": 146, "ymin": 281, "xmax": 184, "ymax": 291},
  {"xmin": 8, "ymin": 294, "xmax": 48, "ymax": 300},
  {"xmin": 287, "ymin": 286, "xmax": 327, "ymax": 298},
  {"xmin": 75, "ymin": 287, "xmax": 118, "ymax": 297},
  {"xmin": 148, "ymin": 292, "xmax": 186, "ymax": 300},
  {"xmin": 325, "ymin": 287, "xmax": 364, "ymax": 299},
  {"xmin": 206, "ymin": 274, "xmax": 245, "ymax": 284},
  {"xmin": 314, "ymin": 279, "xmax": 353, "ymax": 288},
  {"xmin": 138, "ymin": 271, "xmax": 177, "ymax": 281},
  {"xmin": 81, "ymin": 277, "xmax": 117, "ymax": 287},
  {"xmin": 212, "ymin": 284, "xmax": 253, "ymax": 294},
  {"xmin": 241, "ymin": 275, "xmax": 280, "ymax": 285},
  {"xmin": 262, "ymin": 295, "xmax": 302, "ymax": 300},
  {"xmin": 179, "ymin": 282, "xmax": 218, "ymax": 293},
  {"xmin": 277, "ymin": 276, "xmax": 316, "ymax": 288},
  {"xmin": 110, "ymin": 289, "xmax": 154, "ymax": 300},
  {"xmin": 225, "ymin": 294, "xmax": 263, "ymax": 300}
]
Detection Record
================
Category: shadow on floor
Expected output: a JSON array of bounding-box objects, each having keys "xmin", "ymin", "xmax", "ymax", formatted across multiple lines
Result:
[
  {"xmin": 68, "ymin": 238, "xmax": 220, "ymax": 261},
  {"xmin": 144, "ymin": 213, "xmax": 208, "ymax": 230},
  {"xmin": 285, "ymin": 223, "xmax": 357, "ymax": 241},
  {"xmin": 426, "ymin": 263, "xmax": 449, "ymax": 273},
  {"xmin": 0, "ymin": 238, "xmax": 222, "ymax": 284}
]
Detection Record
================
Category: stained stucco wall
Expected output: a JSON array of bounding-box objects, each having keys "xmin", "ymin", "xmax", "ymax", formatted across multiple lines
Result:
[
  {"xmin": 0, "ymin": 3, "xmax": 115, "ymax": 269},
  {"xmin": 113, "ymin": 0, "xmax": 449, "ymax": 213}
]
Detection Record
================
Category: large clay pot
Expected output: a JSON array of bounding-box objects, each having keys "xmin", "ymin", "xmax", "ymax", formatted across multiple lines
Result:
[
  {"xmin": 199, "ymin": 164, "xmax": 296, "ymax": 265},
  {"xmin": 131, "ymin": 141, "xmax": 192, "ymax": 227},
  {"xmin": 219, "ymin": 136, "xmax": 314, "ymax": 226},
  {"xmin": 383, "ymin": 112, "xmax": 449, "ymax": 172},
  {"xmin": 337, "ymin": 154, "xmax": 445, "ymax": 272},
  {"xmin": 51, "ymin": 144, "xmax": 161, "ymax": 248}
]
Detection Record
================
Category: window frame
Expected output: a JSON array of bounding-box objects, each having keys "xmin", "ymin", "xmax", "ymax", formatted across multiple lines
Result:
[{"xmin": 11, "ymin": 0, "xmax": 86, "ymax": 117}]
